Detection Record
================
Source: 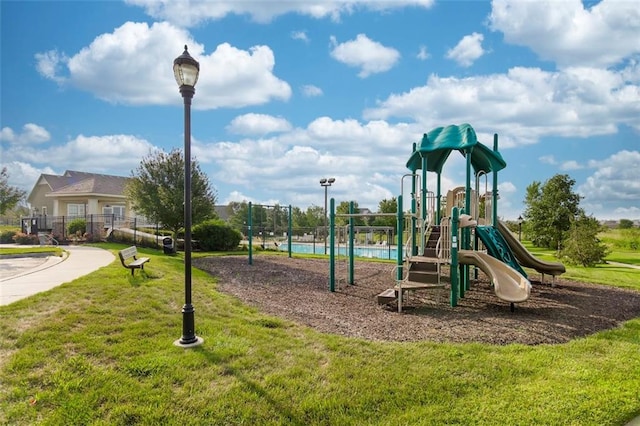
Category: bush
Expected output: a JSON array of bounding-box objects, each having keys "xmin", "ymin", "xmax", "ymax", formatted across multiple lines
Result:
[
  {"xmin": 192, "ymin": 219, "xmax": 242, "ymax": 251},
  {"xmin": 12, "ymin": 232, "xmax": 39, "ymax": 245},
  {"xmin": 0, "ymin": 229, "xmax": 17, "ymax": 243},
  {"xmin": 67, "ymin": 218, "xmax": 86, "ymax": 236},
  {"xmin": 561, "ymin": 215, "xmax": 609, "ymax": 267}
]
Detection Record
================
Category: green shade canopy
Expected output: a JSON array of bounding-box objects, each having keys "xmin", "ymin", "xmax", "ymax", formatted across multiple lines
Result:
[{"xmin": 406, "ymin": 123, "xmax": 506, "ymax": 174}]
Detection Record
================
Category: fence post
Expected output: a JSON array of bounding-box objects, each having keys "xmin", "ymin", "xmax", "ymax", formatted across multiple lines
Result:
[
  {"xmin": 248, "ymin": 201, "xmax": 253, "ymax": 265},
  {"xmin": 348, "ymin": 201, "xmax": 354, "ymax": 285},
  {"xmin": 396, "ymin": 195, "xmax": 403, "ymax": 281},
  {"xmin": 288, "ymin": 205, "xmax": 292, "ymax": 258},
  {"xmin": 329, "ymin": 198, "xmax": 335, "ymax": 292}
]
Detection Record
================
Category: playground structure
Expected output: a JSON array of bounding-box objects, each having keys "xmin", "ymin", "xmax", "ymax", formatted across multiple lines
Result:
[{"xmin": 328, "ymin": 123, "xmax": 565, "ymax": 312}]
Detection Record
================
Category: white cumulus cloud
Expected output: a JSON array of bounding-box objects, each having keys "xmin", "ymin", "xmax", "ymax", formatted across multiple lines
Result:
[
  {"xmin": 580, "ymin": 150, "xmax": 640, "ymax": 203},
  {"xmin": 330, "ymin": 34, "xmax": 401, "ymax": 78},
  {"xmin": 489, "ymin": 0, "xmax": 640, "ymax": 68},
  {"xmin": 0, "ymin": 123, "xmax": 51, "ymax": 145},
  {"xmin": 364, "ymin": 66, "xmax": 640, "ymax": 147},
  {"xmin": 301, "ymin": 84, "xmax": 323, "ymax": 97},
  {"xmin": 226, "ymin": 114, "xmax": 293, "ymax": 136},
  {"xmin": 446, "ymin": 32, "xmax": 485, "ymax": 67},
  {"xmin": 35, "ymin": 21, "xmax": 291, "ymax": 110}
]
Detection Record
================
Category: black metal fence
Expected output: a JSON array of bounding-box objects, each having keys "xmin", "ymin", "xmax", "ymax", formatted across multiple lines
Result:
[{"xmin": 19, "ymin": 214, "xmax": 160, "ymax": 245}]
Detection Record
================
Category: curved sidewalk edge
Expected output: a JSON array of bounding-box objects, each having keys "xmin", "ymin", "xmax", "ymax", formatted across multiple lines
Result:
[{"xmin": 0, "ymin": 246, "xmax": 115, "ymax": 306}]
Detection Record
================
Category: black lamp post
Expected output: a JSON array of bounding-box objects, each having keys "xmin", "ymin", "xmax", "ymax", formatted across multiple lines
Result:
[
  {"xmin": 319, "ymin": 178, "xmax": 335, "ymax": 255},
  {"xmin": 517, "ymin": 215, "xmax": 523, "ymax": 242},
  {"xmin": 173, "ymin": 45, "xmax": 203, "ymax": 347}
]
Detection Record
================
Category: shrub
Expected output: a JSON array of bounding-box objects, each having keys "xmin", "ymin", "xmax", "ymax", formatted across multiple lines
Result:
[
  {"xmin": 192, "ymin": 219, "xmax": 242, "ymax": 251},
  {"xmin": 0, "ymin": 229, "xmax": 17, "ymax": 243},
  {"xmin": 83, "ymin": 233, "xmax": 103, "ymax": 243},
  {"xmin": 12, "ymin": 232, "xmax": 39, "ymax": 245},
  {"xmin": 561, "ymin": 215, "xmax": 609, "ymax": 267},
  {"xmin": 67, "ymin": 218, "xmax": 86, "ymax": 236}
]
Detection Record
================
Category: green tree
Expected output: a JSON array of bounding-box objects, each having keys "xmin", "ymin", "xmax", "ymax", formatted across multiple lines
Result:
[
  {"xmin": 335, "ymin": 201, "xmax": 364, "ymax": 226},
  {"xmin": 561, "ymin": 214, "xmax": 609, "ymax": 266},
  {"xmin": 227, "ymin": 201, "xmax": 250, "ymax": 234},
  {"xmin": 618, "ymin": 219, "xmax": 634, "ymax": 229},
  {"xmin": 304, "ymin": 205, "xmax": 325, "ymax": 229},
  {"xmin": 126, "ymin": 149, "xmax": 217, "ymax": 239},
  {"xmin": 523, "ymin": 174, "xmax": 582, "ymax": 250},
  {"xmin": 372, "ymin": 197, "xmax": 397, "ymax": 227},
  {"xmin": 0, "ymin": 167, "xmax": 26, "ymax": 215},
  {"xmin": 290, "ymin": 206, "xmax": 307, "ymax": 228}
]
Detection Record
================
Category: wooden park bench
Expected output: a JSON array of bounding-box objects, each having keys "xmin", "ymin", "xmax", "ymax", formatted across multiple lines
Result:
[{"xmin": 118, "ymin": 246, "xmax": 150, "ymax": 276}]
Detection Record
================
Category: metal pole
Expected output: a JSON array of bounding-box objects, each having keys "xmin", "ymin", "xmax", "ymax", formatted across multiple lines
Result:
[
  {"xmin": 178, "ymin": 85, "xmax": 199, "ymax": 346},
  {"xmin": 288, "ymin": 205, "xmax": 292, "ymax": 258},
  {"xmin": 248, "ymin": 202, "xmax": 253, "ymax": 264},
  {"xmin": 329, "ymin": 198, "xmax": 335, "ymax": 292},
  {"xmin": 348, "ymin": 201, "xmax": 354, "ymax": 285}
]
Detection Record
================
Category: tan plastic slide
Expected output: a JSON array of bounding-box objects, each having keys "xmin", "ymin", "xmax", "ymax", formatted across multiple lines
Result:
[
  {"xmin": 497, "ymin": 221, "xmax": 566, "ymax": 277},
  {"xmin": 458, "ymin": 250, "xmax": 532, "ymax": 303}
]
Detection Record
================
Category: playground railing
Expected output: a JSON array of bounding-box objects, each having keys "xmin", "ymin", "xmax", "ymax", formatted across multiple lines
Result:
[{"xmin": 438, "ymin": 216, "xmax": 452, "ymax": 262}]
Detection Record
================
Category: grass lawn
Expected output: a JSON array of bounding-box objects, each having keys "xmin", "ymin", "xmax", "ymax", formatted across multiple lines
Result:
[
  {"xmin": 0, "ymin": 246, "xmax": 64, "ymax": 257},
  {"xmin": 522, "ymin": 241, "xmax": 640, "ymax": 289},
  {"xmin": 1, "ymin": 243, "xmax": 639, "ymax": 425}
]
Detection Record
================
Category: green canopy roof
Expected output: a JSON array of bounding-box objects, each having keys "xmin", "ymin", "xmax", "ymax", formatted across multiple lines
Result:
[{"xmin": 406, "ymin": 123, "xmax": 506, "ymax": 174}]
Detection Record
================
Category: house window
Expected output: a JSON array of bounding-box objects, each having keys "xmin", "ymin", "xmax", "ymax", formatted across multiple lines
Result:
[
  {"xmin": 68, "ymin": 204, "xmax": 85, "ymax": 217},
  {"xmin": 103, "ymin": 205, "xmax": 125, "ymax": 219},
  {"xmin": 42, "ymin": 207, "xmax": 47, "ymax": 216},
  {"xmin": 103, "ymin": 205, "xmax": 125, "ymax": 227}
]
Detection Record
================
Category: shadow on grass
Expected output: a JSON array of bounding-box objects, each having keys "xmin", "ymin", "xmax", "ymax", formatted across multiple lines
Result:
[{"xmin": 193, "ymin": 346, "xmax": 307, "ymax": 426}]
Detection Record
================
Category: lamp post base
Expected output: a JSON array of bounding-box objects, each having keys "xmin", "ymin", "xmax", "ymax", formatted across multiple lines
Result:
[{"xmin": 173, "ymin": 336, "xmax": 204, "ymax": 348}]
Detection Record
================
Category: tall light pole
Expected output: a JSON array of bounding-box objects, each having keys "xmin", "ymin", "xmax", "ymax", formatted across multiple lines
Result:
[
  {"xmin": 320, "ymin": 178, "xmax": 335, "ymax": 255},
  {"xmin": 517, "ymin": 215, "xmax": 523, "ymax": 242},
  {"xmin": 173, "ymin": 45, "xmax": 203, "ymax": 347}
]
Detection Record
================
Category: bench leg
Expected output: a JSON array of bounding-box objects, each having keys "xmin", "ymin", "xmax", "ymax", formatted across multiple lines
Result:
[{"xmin": 131, "ymin": 268, "xmax": 135, "ymax": 276}]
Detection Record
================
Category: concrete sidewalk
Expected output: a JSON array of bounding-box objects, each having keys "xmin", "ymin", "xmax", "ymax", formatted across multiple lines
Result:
[{"xmin": 0, "ymin": 245, "xmax": 115, "ymax": 306}]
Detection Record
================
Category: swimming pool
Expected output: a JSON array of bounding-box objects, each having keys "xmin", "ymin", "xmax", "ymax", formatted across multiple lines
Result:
[{"xmin": 277, "ymin": 242, "xmax": 403, "ymax": 260}]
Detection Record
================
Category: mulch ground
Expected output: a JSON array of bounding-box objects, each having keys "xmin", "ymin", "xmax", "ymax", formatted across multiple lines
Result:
[{"xmin": 193, "ymin": 255, "xmax": 640, "ymax": 345}]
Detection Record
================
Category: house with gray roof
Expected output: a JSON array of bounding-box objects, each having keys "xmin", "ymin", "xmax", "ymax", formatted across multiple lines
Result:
[{"xmin": 27, "ymin": 170, "xmax": 133, "ymax": 219}]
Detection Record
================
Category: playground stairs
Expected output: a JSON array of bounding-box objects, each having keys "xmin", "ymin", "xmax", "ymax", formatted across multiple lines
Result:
[
  {"xmin": 376, "ymin": 225, "xmax": 450, "ymax": 306},
  {"xmin": 423, "ymin": 225, "xmax": 441, "ymax": 258},
  {"xmin": 376, "ymin": 241, "xmax": 448, "ymax": 306}
]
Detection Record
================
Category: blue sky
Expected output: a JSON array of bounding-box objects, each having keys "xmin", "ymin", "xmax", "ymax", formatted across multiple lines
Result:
[{"xmin": 1, "ymin": 0, "xmax": 639, "ymax": 221}]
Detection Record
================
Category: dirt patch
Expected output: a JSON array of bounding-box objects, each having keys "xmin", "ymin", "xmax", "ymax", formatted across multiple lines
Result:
[{"xmin": 194, "ymin": 255, "xmax": 640, "ymax": 345}]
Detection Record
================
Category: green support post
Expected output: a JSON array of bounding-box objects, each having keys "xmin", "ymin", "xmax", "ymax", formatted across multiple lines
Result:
[
  {"xmin": 396, "ymin": 195, "xmax": 404, "ymax": 281},
  {"xmin": 248, "ymin": 201, "xmax": 253, "ymax": 265},
  {"xmin": 492, "ymin": 133, "xmax": 499, "ymax": 227},
  {"xmin": 464, "ymin": 144, "xmax": 473, "ymax": 292},
  {"xmin": 288, "ymin": 204, "xmax": 292, "ymax": 258},
  {"xmin": 349, "ymin": 201, "xmax": 354, "ymax": 285},
  {"xmin": 450, "ymin": 207, "xmax": 459, "ymax": 307},
  {"xmin": 421, "ymin": 156, "xmax": 427, "ymax": 254},
  {"xmin": 459, "ymin": 208, "xmax": 466, "ymax": 299},
  {"xmin": 329, "ymin": 198, "xmax": 336, "ymax": 292},
  {"xmin": 436, "ymin": 173, "xmax": 442, "ymax": 223}
]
